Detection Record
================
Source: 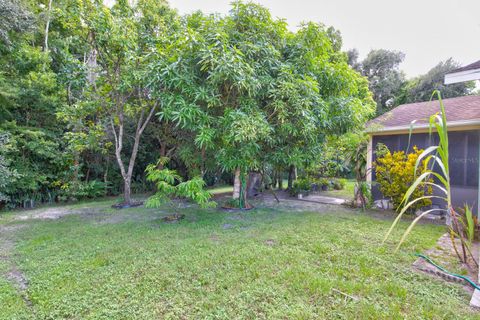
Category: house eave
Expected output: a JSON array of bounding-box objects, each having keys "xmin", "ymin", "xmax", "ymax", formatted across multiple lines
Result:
[
  {"xmin": 366, "ymin": 119, "xmax": 480, "ymax": 135},
  {"xmin": 444, "ymin": 69, "xmax": 480, "ymax": 84}
]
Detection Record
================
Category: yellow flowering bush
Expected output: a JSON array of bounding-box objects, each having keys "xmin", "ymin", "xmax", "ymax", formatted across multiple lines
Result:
[{"xmin": 374, "ymin": 146, "xmax": 432, "ymax": 211}]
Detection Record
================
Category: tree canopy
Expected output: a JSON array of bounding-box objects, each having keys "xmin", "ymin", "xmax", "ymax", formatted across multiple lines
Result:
[
  {"xmin": 0, "ymin": 0, "xmax": 375, "ymax": 208},
  {"xmin": 348, "ymin": 49, "xmax": 474, "ymax": 115},
  {"xmin": 396, "ymin": 58, "xmax": 475, "ymax": 105},
  {"xmin": 348, "ymin": 48, "xmax": 405, "ymax": 115},
  {"xmin": 149, "ymin": 2, "xmax": 374, "ymax": 205}
]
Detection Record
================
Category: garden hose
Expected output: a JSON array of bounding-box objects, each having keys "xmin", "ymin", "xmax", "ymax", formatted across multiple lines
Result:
[{"xmin": 415, "ymin": 253, "xmax": 480, "ymax": 291}]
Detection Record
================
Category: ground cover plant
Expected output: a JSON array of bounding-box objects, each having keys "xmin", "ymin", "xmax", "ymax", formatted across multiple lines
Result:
[{"xmin": 0, "ymin": 200, "xmax": 478, "ymax": 319}]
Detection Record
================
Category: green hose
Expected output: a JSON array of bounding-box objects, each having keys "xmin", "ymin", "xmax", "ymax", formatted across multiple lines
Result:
[{"xmin": 415, "ymin": 253, "xmax": 480, "ymax": 291}]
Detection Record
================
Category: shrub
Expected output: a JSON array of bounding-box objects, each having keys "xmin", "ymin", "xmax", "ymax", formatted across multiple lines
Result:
[
  {"xmin": 374, "ymin": 146, "xmax": 432, "ymax": 211},
  {"xmin": 59, "ymin": 180, "xmax": 107, "ymax": 201},
  {"xmin": 290, "ymin": 178, "xmax": 311, "ymax": 196},
  {"xmin": 332, "ymin": 178, "xmax": 346, "ymax": 190},
  {"xmin": 317, "ymin": 177, "xmax": 330, "ymax": 189}
]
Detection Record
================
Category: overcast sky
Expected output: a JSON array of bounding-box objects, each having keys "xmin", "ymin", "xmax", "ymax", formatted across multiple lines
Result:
[{"xmin": 169, "ymin": 0, "xmax": 480, "ymax": 78}]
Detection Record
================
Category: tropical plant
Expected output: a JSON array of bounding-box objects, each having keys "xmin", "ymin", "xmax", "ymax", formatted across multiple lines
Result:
[
  {"xmin": 383, "ymin": 91, "xmax": 478, "ymax": 266},
  {"xmin": 458, "ymin": 205, "xmax": 477, "ymax": 248},
  {"xmin": 375, "ymin": 146, "xmax": 433, "ymax": 211},
  {"xmin": 349, "ymin": 135, "xmax": 371, "ymax": 210},
  {"xmin": 145, "ymin": 158, "xmax": 215, "ymax": 216}
]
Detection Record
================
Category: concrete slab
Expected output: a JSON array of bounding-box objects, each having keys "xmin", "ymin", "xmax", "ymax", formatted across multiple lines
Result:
[
  {"xmin": 470, "ymin": 289, "xmax": 480, "ymax": 308},
  {"xmin": 298, "ymin": 195, "xmax": 346, "ymax": 205},
  {"xmin": 469, "ymin": 241, "xmax": 480, "ymax": 308}
]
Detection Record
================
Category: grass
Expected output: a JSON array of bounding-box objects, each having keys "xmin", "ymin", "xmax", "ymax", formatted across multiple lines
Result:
[
  {"xmin": 0, "ymin": 199, "xmax": 477, "ymax": 319},
  {"xmin": 320, "ymin": 179, "xmax": 356, "ymax": 200},
  {"xmin": 208, "ymin": 184, "xmax": 234, "ymax": 195}
]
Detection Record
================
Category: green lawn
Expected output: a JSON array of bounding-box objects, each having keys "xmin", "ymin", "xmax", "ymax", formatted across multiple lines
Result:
[
  {"xmin": 0, "ymin": 200, "xmax": 476, "ymax": 319},
  {"xmin": 320, "ymin": 179, "xmax": 356, "ymax": 200},
  {"xmin": 208, "ymin": 184, "xmax": 234, "ymax": 195}
]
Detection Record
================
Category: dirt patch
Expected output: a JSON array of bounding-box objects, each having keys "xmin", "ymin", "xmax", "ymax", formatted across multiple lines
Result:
[
  {"xmin": 0, "ymin": 223, "xmax": 33, "ymax": 308},
  {"xmin": 225, "ymin": 214, "xmax": 245, "ymax": 221},
  {"xmin": 413, "ymin": 233, "xmax": 479, "ymax": 293},
  {"xmin": 162, "ymin": 214, "xmax": 185, "ymax": 223},
  {"xmin": 264, "ymin": 239, "xmax": 276, "ymax": 246},
  {"xmin": 210, "ymin": 234, "xmax": 220, "ymax": 243},
  {"xmin": 6, "ymin": 267, "xmax": 28, "ymax": 291},
  {"xmin": 15, "ymin": 207, "xmax": 78, "ymax": 220},
  {"xmin": 111, "ymin": 201, "xmax": 144, "ymax": 209}
]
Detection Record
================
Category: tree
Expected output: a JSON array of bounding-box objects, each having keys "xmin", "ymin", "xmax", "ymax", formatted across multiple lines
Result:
[
  {"xmin": 0, "ymin": 5, "xmax": 68, "ymax": 207},
  {"xmin": 151, "ymin": 2, "xmax": 374, "ymax": 207},
  {"xmin": 0, "ymin": 0, "xmax": 34, "ymax": 46},
  {"xmin": 61, "ymin": 0, "xmax": 179, "ymax": 204},
  {"xmin": 0, "ymin": 0, "xmax": 375, "ymax": 208},
  {"xmin": 396, "ymin": 58, "xmax": 474, "ymax": 104},
  {"xmin": 266, "ymin": 23, "xmax": 373, "ymax": 189},
  {"xmin": 0, "ymin": 133, "xmax": 18, "ymax": 205},
  {"xmin": 346, "ymin": 48, "xmax": 361, "ymax": 72},
  {"xmin": 351, "ymin": 49, "xmax": 406, "ymax": 115}
]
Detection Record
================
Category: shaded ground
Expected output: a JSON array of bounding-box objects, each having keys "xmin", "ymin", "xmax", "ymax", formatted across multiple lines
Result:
[{"xmin": 0, "ymin": 195, "xmax": 478, "ymax": 319}]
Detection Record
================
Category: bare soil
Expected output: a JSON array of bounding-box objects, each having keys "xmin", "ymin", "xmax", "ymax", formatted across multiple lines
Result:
[{"xmin": 0, "ymin": 223, "xmax": 32, "ymax": 307}]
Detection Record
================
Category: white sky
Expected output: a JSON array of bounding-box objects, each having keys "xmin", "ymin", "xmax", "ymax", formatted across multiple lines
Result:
[{"xmin": 168, "ymin": 0, "xmax": 480, "ymax": 78}]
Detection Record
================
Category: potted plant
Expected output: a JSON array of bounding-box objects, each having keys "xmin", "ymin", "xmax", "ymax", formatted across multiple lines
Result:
[
  {"xmin": 290, "ymin": 178, "xmax": 312, "ymax": 198},
  {"xmin": 319, "ymin": 178, "xmax": 329, "ymax": 191}
]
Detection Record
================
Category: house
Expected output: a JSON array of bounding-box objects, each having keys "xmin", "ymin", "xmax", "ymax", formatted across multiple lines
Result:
[
  {"xmin": 445, "ymin": 60, "xmax": 480, "ymax": 84},
  {"xmin": 365, "ymin": 95, "xmax": 480, "ymax": 214}
]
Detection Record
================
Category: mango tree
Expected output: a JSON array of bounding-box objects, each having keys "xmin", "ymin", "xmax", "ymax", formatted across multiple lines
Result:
[
  {"xmin": 150, "ymin": 2, "xmax": 374, "ymax": 207},
  {"xmin": 265, "ymin": 22, "xmax": 374, "ymax": 188}
]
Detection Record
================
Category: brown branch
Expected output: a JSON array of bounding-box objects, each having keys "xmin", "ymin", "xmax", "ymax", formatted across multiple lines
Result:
[{"xmin": 139, "ymin": 102, "xmax": 158, "ymax": 135}]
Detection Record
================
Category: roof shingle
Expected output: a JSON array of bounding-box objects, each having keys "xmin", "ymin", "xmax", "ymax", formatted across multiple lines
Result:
[{"xmin": 366, "ymin": 95, "xmax": 480, "ymax": 129}]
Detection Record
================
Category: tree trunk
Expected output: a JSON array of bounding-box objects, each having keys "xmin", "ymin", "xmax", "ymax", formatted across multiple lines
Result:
[
  {"xmin": 73, "ymin": 154, "xmax": 79, "ymax": 182},
  {"xmin": 233, "ymin": 168, "xmax": 241, "ymax": 199},
  {"xmin": 156, "ymin": 142, "xmax": 167, "ymax": 170},
  {"xmin": 111, "ymin": 104, "xmax": 157, "ymax": 205},
  {"xmin": 44, "ymin": 0, "xmax": 53, "ymax": 52},
  {"xmin": 232, "ymin": 169, "xmax": 247, "ymax": 208},
  {"xmin": 104, "ymin": 159, "xmax": 109, "ymax": 195},
  {"xmin": 201, "ymin": 145, "xmax": 206, "ymax": 178},
  {"xmin": 287, "ymin": 165, "xmax": 296, "ymax": 189},
  {"xmin": 123, "ymin": 176, "xmax": 131, "ymax": 204}
]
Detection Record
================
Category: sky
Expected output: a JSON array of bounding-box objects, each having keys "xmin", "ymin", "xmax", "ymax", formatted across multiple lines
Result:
[{"xmin": 168, "ymin": 0, "xmax": 480, "ymax": 78}]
